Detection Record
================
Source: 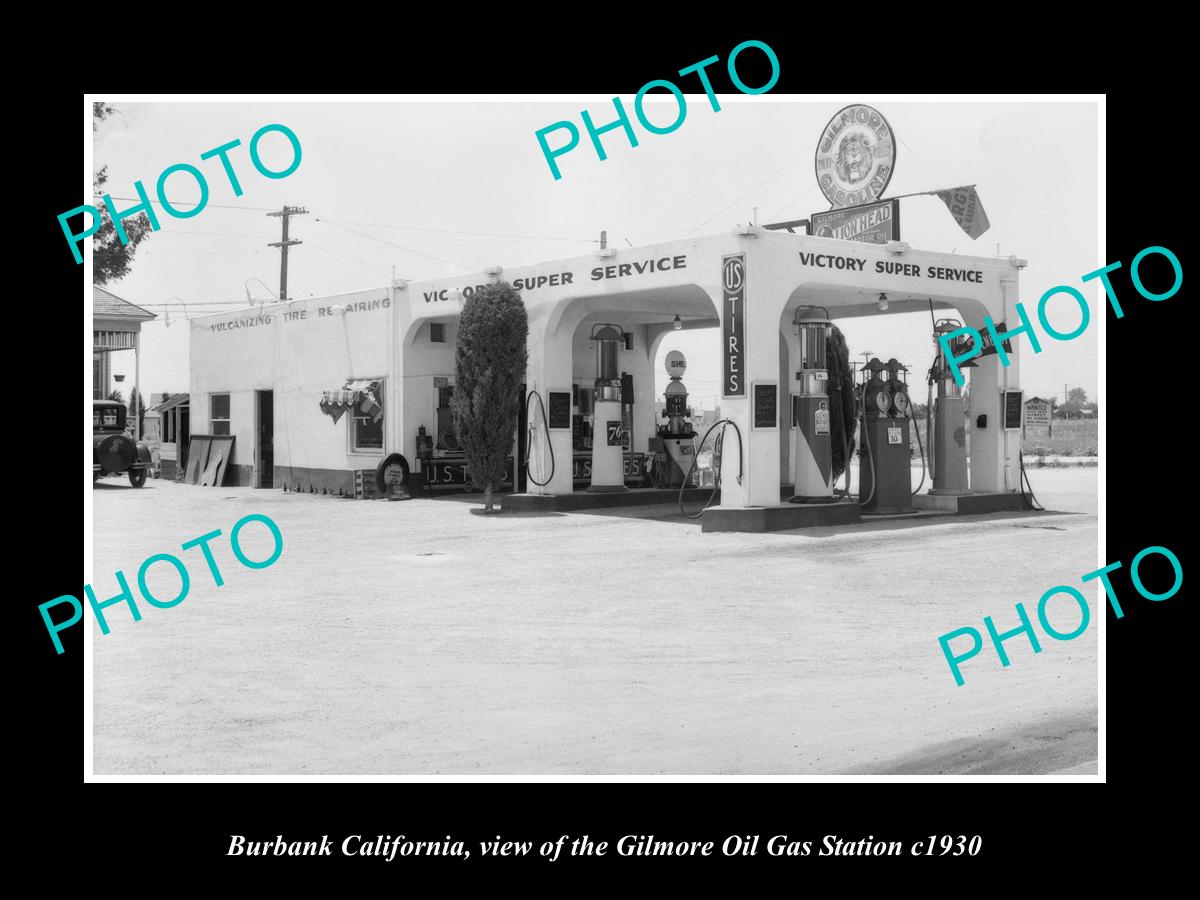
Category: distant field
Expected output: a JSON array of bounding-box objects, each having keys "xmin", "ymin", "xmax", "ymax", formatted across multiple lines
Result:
[{"xmin": 906, "ymin": 417, "xmax": 1098, "ymax": 458}]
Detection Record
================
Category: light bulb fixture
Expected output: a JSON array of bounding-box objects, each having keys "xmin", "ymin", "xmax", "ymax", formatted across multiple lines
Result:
[
  {"xmin": 878, "ymin": 293, "xmax": 889, "ymax": 312},
  {"xmin": 672, "ymin": 314, "xmax": 682, "ymax": 331},
  {"xmin": 163, "ymin": 297, "xmax": 188, "ymax": 328},
  {"xmin": 245, "ymin": 277, "xmax": 279, "ymax": 306}
]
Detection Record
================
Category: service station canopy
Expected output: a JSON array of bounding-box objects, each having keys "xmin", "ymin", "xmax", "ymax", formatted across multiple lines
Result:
[
  {"xmin": 408, "ymin": 230, "xmax": 1019, "ymax": 334},
  {"xmin": 404, "ymin": 229, "xmax": 1022, "ymax": 508}
]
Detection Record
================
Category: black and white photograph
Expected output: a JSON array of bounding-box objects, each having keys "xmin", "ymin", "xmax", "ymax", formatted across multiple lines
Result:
[{"xmin": 79, "ymin": 94, "xmax": 1106, "ymax": 779}]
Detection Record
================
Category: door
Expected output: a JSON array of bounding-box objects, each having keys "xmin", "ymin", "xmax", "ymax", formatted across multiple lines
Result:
[
  {"xmin": 435, "ymin": 383, "xmax": 459, "ymax": 451},
  {"xmin": 178, "ymin": 406, "xmax": 191, "ymax": 470},
  {"xmin": 256, "ymin": 390, "xmax": 274, "ymax": 488}
]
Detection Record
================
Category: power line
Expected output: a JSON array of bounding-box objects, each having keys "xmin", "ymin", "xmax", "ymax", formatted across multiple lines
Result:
[
  {"xmin": 686, "ymin": 140, "xmax": 817, "ymax": 236},
  {"xmin": 766, "ymin": 182, "xmax": 822, "ymax": 222},
  {"xmin": 308, "ymin": 242, "xmax": 395, "ymax": 275},
  {"xmin": 95, "ymin": 195, "xmax": 282, "ymax": 212},
  {"xmin": 315, "ymin": 216, "xmax": 597, "ymax": 244},
  {"xmin": 895, "ymin": 133, "xmax": 942, "ymax": 193},
  {"xmin": 93, "ymin": 199, "xmax": 597, "ymax": 245},
  {"xmin": 314, "ymin": 219, "xmax": 476, "ymax": 272}
]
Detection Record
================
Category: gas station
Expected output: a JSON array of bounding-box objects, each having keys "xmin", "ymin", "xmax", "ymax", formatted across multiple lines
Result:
[
  {"xmin": 189, "ymin": 227, "xmax": 1030, "ymax": 532},
  {"xmin": 503, "ymin": 227, "xmax": 1029, "ymax": 530},
  {"xmin": 188, "ymin": 103, "xmax": 1033, "ymax": 532}
]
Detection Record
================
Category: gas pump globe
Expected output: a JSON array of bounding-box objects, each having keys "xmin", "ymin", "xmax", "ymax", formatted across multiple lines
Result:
[
  {"xmin": 588, "ymin": 323, "xmax": 628, "ymax": 492},
  {"xmin": 789, "ymin": 305, "xmax": 835, "ymax": 504},
  {"xmin": 662, "ymin": 350, "xmax": 690, "ymax": 435}
]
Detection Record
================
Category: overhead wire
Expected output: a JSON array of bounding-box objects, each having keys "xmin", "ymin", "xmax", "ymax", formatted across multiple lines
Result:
[
  {"xmin": 312, "ymin": 218, "xmax": 477, "ymax": 271},
  {"xmin": 685, "ymin": 140, "xmax": 818, "ymax": 235}
]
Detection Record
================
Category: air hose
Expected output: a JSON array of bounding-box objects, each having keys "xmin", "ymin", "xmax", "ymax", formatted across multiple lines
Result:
[
  {"xmin": 678, "ymin": 418, "xmax": 744, "ymax": 519},
  {"xmin": 1018, "ymin": 450, "xmax": 1045, "ymax": 511},
  {"xmin": 524, "ymin": 390, "xmax": 555, "ymax": 487}
]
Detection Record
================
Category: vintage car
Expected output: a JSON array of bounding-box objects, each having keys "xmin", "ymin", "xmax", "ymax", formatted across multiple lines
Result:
[{"xmin": 93, "ymin": 400, "xmax": 152, "ymax": 487}]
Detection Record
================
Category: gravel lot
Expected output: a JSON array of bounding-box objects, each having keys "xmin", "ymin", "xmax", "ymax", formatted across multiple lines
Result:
[{"xmin": 91, "ymin": 467, "xmax": 1098, "ymax": 775}]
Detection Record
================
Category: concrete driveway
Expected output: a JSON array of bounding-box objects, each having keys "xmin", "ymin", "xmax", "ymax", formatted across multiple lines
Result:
[{"xmin": 90, "ymin": 468, "xmax": 1098, "ymax": 775}]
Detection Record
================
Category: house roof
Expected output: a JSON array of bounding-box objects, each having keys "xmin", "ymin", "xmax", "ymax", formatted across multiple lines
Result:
[
  {"xmin": 148, "ymin": 393, "xmax": 189, "ymax": 413},
  {"xmin": 93, "ymin": 285, "xmax": 156, "ymax": 321}
]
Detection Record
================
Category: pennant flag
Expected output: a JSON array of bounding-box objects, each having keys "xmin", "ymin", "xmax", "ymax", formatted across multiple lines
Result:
[{"xmin": 935, "ymin": 185, "xmax": 991, "ymax": 239}]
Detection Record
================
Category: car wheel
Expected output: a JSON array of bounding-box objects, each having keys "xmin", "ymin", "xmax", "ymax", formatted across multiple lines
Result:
[{"xmin": 129, "ymin": 468, "xmax": 147, "ymax": 488}]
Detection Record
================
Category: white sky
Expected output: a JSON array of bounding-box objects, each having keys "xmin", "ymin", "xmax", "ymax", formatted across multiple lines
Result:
[{"xmin": 95, "ymin": 99, "xmax": 1099, "ymax": 409}]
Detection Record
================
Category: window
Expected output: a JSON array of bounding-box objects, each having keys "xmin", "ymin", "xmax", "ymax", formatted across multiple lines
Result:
[
  {"xmin": 352, "ymin": 381, "xmax": 384, "ymax": 452},
  {"xmin": 430, "ymin": 322, "xmax": 446, "ymax": 343},
  {"xmin": 93, "ymin": 358, "xmax": 103, "ymax": 400},
  {"xmin": 210, "ymin": 393, "xmax": 230, "ymax": 436}
]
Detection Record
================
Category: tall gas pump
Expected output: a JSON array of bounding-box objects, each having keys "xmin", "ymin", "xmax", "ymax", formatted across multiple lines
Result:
[
  {"xmin": 859, "ymin": 357, "xmax": 916, "ymax": 515},
  {"xmin": 655, "ymin": 349, "xmax": 696, "ymax": 487},
  {"xmin": 929, "ymin": 319, "xmax": 972, "ymax": 494},
  {"xmin": 789, "ymin": 306, "xmax": 834, "ymax": 504},
  {"xmin": 588, "ymin": 323, "xmax": 627, "ymax": 492}
]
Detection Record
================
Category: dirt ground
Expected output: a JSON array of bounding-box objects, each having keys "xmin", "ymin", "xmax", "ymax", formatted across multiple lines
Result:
[{"xmin": 90, "ymin": 467, "xmax": 1098, "ymax": 776}]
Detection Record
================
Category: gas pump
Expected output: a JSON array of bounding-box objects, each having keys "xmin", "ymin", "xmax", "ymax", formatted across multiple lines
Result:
[
  {"xmin": 588, "ymin": 323, "xmax": 627, "ymax": 492},
  {"xmin": 654, "ymin": 350, "xmax": 696, "ymax": 487},
  {"xmin": 789, "ymin": 306, "xmax": 834, "ymax": 504},
  {"xmin": 928, "ymin": 319, "xmax": 972, "ymax": 495},
  {"xmin": 858, "ymin": 357, "xmax": 916, "ymax": 515}
]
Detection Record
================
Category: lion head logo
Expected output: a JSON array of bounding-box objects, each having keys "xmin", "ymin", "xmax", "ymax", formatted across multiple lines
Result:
[{"xmin": 835, "ymin": 131, "xmax": 873, "ymax": 184}]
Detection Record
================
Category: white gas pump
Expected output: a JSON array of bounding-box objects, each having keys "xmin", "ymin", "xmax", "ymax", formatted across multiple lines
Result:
[
  {"xmin": 790, "ymin": 306, "xmax": 834, "ymax": 503},
  {"xmin": 928, "ymin": 318, "xmax": 973, "ymax": 495},
  {"xmin": 588, "ymin": 323, "xmax": 627, "ymax": 492}
]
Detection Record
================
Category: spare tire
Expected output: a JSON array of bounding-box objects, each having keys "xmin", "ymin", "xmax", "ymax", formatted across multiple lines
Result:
[
  {"xmin": 375, "ymin": 453, "xmax": 410, "ymax": 495},
  {"xmin": 98, "ymin": 434, "xmax": 136, "ymax": 473}
]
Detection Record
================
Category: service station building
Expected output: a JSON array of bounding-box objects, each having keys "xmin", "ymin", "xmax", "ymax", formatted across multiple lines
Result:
[{"xmin": 189, "ymin": 228, "xmax": 1025, "ymax": 530}]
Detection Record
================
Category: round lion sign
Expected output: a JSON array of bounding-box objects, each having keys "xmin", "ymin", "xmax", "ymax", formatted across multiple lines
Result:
[{"xmin": 814, "ymin": 104, "xmax": 896, "ymax": 209}]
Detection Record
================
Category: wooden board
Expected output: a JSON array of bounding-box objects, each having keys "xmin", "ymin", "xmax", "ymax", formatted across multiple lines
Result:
[
  {"xmin": 184, "ymin": 436, "xmax": 213, "ymax": 484},
  {"xmin": 199, "ymin": 449, "xmax": 222, "ymax": 486},
  {"xmin": 207, "ymin": 436, "xmax": 236, "ymax": 486}
]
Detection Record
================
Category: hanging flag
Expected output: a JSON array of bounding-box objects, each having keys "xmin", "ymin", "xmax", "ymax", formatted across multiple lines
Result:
[{"xmin": 935, "ymin": 185, "xmax": 991, "ymax": 239}]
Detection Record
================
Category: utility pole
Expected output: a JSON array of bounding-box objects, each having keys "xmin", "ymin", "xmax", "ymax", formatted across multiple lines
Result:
[{"xmin": 267, "ymin": 206, "xmax": 308, "ymax": 301}]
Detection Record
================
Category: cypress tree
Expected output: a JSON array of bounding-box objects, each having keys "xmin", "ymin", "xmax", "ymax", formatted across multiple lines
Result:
[{"xmin": 451, "ymin": 282, "xmax": 529, "ymax": 512}]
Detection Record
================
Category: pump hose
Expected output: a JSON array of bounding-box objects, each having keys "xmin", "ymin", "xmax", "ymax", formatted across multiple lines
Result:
[
  {"xmin": 908, "ymin": 404, "xmax": 927, "ymax": 497},
  {"xmin": 523, "ymin": 390, "xmax": 555, "ymax": 487},
  {"xmin": 926, "ymin": 356, "xmax": 937, "ymax": 484},
  {"xmin": 836, "ymin": 412, "xmax": 853, "ymax": 500},
  {"xmin": 1017, "ymin": 449, "xmax": 1045, "ymax": 511},
  {"xmin": 678, "ymin": 418, "xmax": 744, "ymax": 520},
  {"xmin": 856, "ymin": 394, "xmax": 877, "ymax": 508}
]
